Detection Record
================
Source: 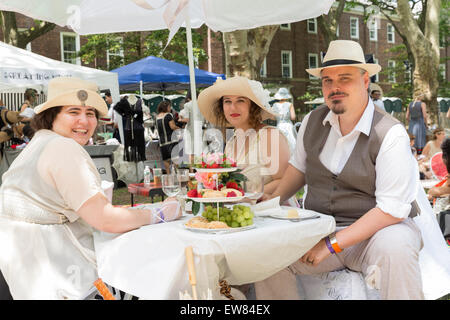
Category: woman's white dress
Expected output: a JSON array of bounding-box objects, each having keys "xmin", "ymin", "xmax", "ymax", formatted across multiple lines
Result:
[
  {"xmin": 0, "ymin": 130, "xmax": 105, "ymax": 299},
  {"xmin": 271, "ymin": 101, "xmax": 297, "ymax": 154}
]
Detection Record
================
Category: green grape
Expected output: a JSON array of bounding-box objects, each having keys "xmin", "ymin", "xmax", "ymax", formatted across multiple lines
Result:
[
  {"xmin": 231, "ymin": 221, "xmax": 240, "ymax": 228},
  {"xmin": 236, "ymin": 215, "xmax": 244, "ymax": 223},
  {"xmin": 240, "ymin": 220, "xmax": 247, "ymax": 227},
  {"xmin": 225, "ymin": 215, "xmax": 232, "ymax": 222},
  {"xmin": 246, "ymin": 218, "xmax": 253, "ymax": 225},
  {"xmin": 219, "ymin": 216, "xmax": 226, "ymax": 222},
  {"xmin": 243, "ymin": 211, "xmax": 250, "ymax": 219}
]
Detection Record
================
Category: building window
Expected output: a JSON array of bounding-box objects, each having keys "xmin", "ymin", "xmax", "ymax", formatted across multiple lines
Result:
[
  {"xmin": 308, "ymin": 53, "xmax": 319, "ymax": 79},
  {"xmin": 373, "ymin": 57, "xmax": 379, "ymax": 82},
  {"xmin": 280, "ymin": 23, "xmax": 291, "ymax": 31},
  {"xmin": 439, "ymin": 64, "xmax": 446, "ymax": 81},
  {"xmin": 60, "ymin": 32, "xmax": 80, "ymax": 65},
  {"xmin": 107, "ymin": 37, "xmax": 124, "ymax": 69},
  {"xmin": 387, "ymin": 24, "xmax": 395, "ymax": 43},
  {"xmin": 281, "ymin": 51, "xmax": 292, "ymax": 78},
  {"xmin": 350, "ymin": 17, "xmax": 359, "ymax": 39},
  {"xmin": 260, "ymin": 57, "xmax": 267, "ymax": 78},
  {"xmin": 388, "ymin": 60, "xmax": 396, "ymax": 83},
  {"xmin": 307, "ymin": 18, "xmax": 317, "ymax": 34},
  {"xmin": 369, "ymin": 19, "xmax": 377, "ymax": 41}
]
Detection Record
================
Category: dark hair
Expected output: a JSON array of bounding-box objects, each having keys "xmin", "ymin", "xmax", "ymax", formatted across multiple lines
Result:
[
  {"xmin": 157, "ymin": 100, "xmax": 171, "ymax": 113},
  {"xmin": 213, "ymin": 97, "xmax": 262, "ymax": 129},
  {"xmin": 24, "ymin": 88, "xmax": 37, "ymax": 101},
  {"xmin": 371, "ymin": 90, "xmax": 380, "ymax": 95},
  {"xmin": 441, "ymin": 138, "xmax": 450, "ymax": 172},
  {"xmin": 31, "ymin": 106, "xmax": 99, "ymax": 131},
  {"xmin": 432, "ymin": 127, "xmax": 444, "ymax": 140},
  {"xmin": 22, "ymin": 124, "xmax": 35, "ymax": 140},
  {"xmin": 104, "ymin": 89, "xmax": 111, "ymax": 97}
]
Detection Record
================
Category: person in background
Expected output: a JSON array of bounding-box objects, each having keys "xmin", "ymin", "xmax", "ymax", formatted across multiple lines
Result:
[
  {"xmin": 406, "ymin": 94, "xmax": 428, "ymax": 154},
  {"xmin": 271, "ymin": 87, "xmax": 297, "ymax": 154},
  {"xmin": 0, "ymin": 77, "xmax": 182, "ymax": 299},
  {"xmin": 19, "ymin": 88, "xmax": 38, "ymax": 123},
  {"xmin": 370, "ymin": 89, "xmax": 386, "ymax": 112},
  {"xmin": 156, "ymin": 100, "xmax": 181, "ymax": 173},
  {"xmin": 422, "ymin": 127, "xmax": 446, "ymax": 161},
  {"xmin": 427, "ymin": 138, "xmax": 450, "ymax": 218},
  {"xmin": 408, "ymin": 132, "xmax": 418, "ymax": 159}
]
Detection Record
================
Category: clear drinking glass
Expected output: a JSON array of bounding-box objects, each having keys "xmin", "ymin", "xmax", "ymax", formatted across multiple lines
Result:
[
  {"xmin": 244, "ymin": 177, "xmax": 264, "ymax": 201},
  {"xmin": 177, "ymin": 168, "xmax": 190, "ymax": 195},
  {"xmin": 162, "ymin": 174, "xmax": 181, "ymax": 197}
]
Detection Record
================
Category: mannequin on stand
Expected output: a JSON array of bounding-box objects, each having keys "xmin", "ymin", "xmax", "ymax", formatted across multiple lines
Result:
[{"xmin": 114, "ymin": 94, "xmax": 146, "ymax": 163}]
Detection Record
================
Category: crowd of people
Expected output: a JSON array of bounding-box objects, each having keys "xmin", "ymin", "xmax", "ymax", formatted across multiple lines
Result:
[{"xmin": 0, "ymin": 39, "xmax": 449, "ymax": 300}]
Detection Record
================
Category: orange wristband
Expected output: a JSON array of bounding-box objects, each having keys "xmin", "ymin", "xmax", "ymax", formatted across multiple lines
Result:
[{"xmin": 329, "ymin": 233, "xmax": 343, "ymax": 253}]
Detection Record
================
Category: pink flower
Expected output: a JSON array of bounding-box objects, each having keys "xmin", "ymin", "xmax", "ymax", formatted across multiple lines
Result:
[{"xmin": 194, "ymin": 172, "xmax": 216, "ymax": 189}]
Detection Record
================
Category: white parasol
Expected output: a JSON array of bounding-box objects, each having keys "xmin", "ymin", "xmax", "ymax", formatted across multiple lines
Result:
[{"xmin": 0, "ymin": 0, "xmax": 334, "ymax": 155}]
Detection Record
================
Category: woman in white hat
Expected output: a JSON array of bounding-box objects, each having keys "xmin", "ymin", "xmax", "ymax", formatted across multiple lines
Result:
[
  {"xmin": 271, "ymin": 88, "xmax": 297, "ymax": 153},
  {"xmin": 0, "ymin": 77, "xmax": 181, "ymax": 299},
  {"xmin": 198, "ymin": 76, "xmax": 297, "ymax": 206}
]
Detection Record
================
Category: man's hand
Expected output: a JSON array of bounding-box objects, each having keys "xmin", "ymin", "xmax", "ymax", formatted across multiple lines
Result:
[
  {"xmin": 257, "ymin": 193, "xmax": 274, "ymax": 203},
  {"xmin": 300, "ymin": 238, "xmax": 331, "ymax": 266}
]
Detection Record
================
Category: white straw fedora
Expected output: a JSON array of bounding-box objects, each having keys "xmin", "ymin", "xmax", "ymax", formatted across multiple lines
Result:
[
  {"xmin": 35, "ymin": 77, "xmax": 108, "ymax": 117},
  {"xmin": 197, "ymin": 76, "xmax": 276, "ymax": 127},
  {"xmin": 306, "ymin": 40, "xmax": 381, "ymax": 78}
]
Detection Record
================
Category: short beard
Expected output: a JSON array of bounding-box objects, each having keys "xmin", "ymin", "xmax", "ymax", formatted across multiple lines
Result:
[{"xmin": 330, "ymin": 101, "xmax": 346, "ymax": 115}]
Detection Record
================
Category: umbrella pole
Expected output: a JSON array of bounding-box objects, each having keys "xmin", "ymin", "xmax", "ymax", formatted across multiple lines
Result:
[{"xmin": 185, "ymin": 15, "xmax": 200, "ymax": 163}]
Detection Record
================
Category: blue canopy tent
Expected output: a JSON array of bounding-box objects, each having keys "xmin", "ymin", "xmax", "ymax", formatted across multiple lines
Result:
[{"xmin": 111, "ymin": 56, "xmax": 225, "ymax": 92}]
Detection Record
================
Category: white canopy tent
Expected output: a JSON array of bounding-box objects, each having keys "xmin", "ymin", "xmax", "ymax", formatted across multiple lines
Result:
[{"xmin": 0, "ymin": 41, "xmax": 120, "ymax": 102}]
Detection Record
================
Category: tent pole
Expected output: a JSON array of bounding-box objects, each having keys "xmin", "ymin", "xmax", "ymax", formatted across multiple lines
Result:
[
  {"xmin": 140, "ymin": 80, "xmax": 143, "ymax": 98},
  {"xmin": 185, "ymin": 13, "xmax": 200, "ymax": 163}
]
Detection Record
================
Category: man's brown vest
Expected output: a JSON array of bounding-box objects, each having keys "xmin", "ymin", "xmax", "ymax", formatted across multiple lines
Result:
[{"xmin": 303, "ymin": 105, "xmax": 419, "ymax": 226}]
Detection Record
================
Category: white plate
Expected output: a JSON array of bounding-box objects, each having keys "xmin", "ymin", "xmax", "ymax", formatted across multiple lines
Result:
[
  {"xmin": 269, "ymin": 206, "xmax": 320, "ymax": 220},
  {"xmin": 183, "ymin": 223, "xmax": 256, "ymax": 234},
  {"xmin": 194, "ymin": 167, "xmax": 237, "ymax": 173},
  {"xmin": 187, "ymin": 196, "xmax": 245, "ymax": 203}
]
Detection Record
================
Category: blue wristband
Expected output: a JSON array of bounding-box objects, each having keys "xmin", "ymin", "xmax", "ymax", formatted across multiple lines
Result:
[{"xmin": 325, "ymin": 236, "xmax": 336, "ymax": 254}]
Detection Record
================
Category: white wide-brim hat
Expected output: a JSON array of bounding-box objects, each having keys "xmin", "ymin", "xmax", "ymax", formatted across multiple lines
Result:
[
  {"xmin": 35, "ymin": 77, "xmax": 108, "ymax": 117},
  {"xmin": 274, "ymin": 87, "xmax": 292, "ymax": 100},
  {"xmin": 197, "ymin": 76, "xmax": 276, "ymax": 127},
  {"xmin": 306, "ymin": 40, "xmax": 381, "ymax": 78}
]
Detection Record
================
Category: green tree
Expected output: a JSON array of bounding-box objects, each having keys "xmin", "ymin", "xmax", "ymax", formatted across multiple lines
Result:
[{"xmin": 0, "ymin": 11, "xmax": 55, "ymax": 49}]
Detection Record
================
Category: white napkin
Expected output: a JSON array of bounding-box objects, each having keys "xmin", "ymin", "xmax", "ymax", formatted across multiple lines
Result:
[
  {"xmin": 249, "ymin": 196, "xmax": 282, "ymax": 217},
  {"xmin": 19, "ymin": 108, "xmax": 35, "ymax": 118}
]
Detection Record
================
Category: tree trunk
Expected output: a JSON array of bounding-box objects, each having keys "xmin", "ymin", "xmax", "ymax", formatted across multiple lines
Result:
[
  {"xmin": 317, "ymin": 0, "xmax": 346, "ymax": 46},
  {"xmin": 0, "ymin": 11, "xmax": 55, "ymax": 49},
  {"xmin": 396, "ymin": 0, "xmax": 441, "ymax": 125},
  {"xmin": 222, "ymin": 25, "xmax": 279, "ymax": 79}
]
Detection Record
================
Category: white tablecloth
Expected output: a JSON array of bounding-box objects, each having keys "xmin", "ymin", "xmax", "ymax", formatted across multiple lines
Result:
[{"xmin": 93, "ymin": 207, "xmax": 335, "ymax": 299}]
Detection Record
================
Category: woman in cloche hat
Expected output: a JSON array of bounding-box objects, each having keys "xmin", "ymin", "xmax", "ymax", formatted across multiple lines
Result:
[
  {"xmin": 198, "ymin": 76, "xmax": 298, "ymax": 206},
  {"xmin": 271, "ymin": 87, "xmax": 297, "ymax": 153},
  {"xmin": 0, "ymin": 77, "xmax": 181, "ymax": 300}
]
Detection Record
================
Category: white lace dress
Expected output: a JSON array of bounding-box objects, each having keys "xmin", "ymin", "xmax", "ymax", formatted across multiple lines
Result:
[
  {"xmin": 271, "ymin": 101, "xmax": 297, "ymax": 154},
  {"xmin": 0, "ymin": 130, "xmax": 105, "ymax": 299}
]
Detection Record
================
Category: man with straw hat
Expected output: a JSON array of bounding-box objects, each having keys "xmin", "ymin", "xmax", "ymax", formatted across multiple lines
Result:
[{"xmin": 255, "ymin": 40, "xmax": 425, "ymax": 299}]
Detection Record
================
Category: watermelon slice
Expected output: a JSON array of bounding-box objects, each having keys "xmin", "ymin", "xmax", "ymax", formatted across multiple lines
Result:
[{"xmin": 430, "ymin": 152, "xmax": 448, "ymax": 180}]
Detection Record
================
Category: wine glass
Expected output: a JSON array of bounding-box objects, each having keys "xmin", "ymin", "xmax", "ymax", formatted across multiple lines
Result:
[
  {"xmin": 162, "ymin": 174, "xmax": 181, "ymax": 197},
  {"xmin": 244, "ymin": 177, "xmax": 264, "ymax": 203},
  {"xmin": 177, "ymin": 168, "xmax": 190, "ymax": 195}
]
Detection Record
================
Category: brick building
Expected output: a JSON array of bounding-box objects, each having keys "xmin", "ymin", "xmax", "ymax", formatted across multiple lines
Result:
[{"xmin": 2, "ymin": 8, "xmax": 448, "ymax": 115}]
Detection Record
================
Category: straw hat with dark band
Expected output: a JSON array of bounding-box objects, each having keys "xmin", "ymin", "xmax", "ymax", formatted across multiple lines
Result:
[
  {"xmin": 197, "ymin": 76, "xmax": 276, "ymax": 127},
  {"xmin": 35, "ymin": 77, "xmax": 108, "ymax": 117},
  {"xmin": 306, "ymin": 40, "xmax": 381, "ymax": 78}
]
